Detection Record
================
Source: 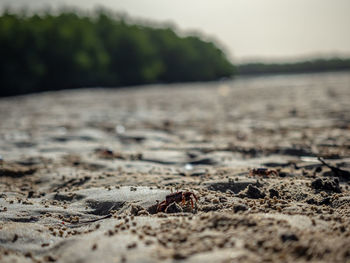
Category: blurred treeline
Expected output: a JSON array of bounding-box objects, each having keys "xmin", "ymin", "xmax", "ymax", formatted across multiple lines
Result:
[
  {"xmin": 0, "ymin": 10, "xmax": 235, "ymax": 96},
  {"xmin": 237, "ymin": 58, "xmax": 350, "ymax": 76}
]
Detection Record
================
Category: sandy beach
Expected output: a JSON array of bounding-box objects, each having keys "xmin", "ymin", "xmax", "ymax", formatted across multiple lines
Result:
[{"xmin": 1, "ymin": 71, "xmax": 350, "ymax": 262}]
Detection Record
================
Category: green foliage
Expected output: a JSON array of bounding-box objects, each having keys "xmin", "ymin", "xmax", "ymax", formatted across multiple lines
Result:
[
  {"xmin": 0, "ymin": 11, "xmax": 235, "ymax": 96},
  {"xmin": 237, "ymin": 58, "xmax": 350, "ymax": 76}
]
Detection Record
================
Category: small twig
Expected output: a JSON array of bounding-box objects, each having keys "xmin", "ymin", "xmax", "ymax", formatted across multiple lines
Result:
[
  {"xmin": 53, "ymin": 176, "xmax": 91, "ymax": 192},
  {"xmin": 53, "ymin": 179, "xmax": 76, "ymax": 192},
  {"xmin": 317, "ymin": 157, "xmax": 350, "ymax": 181},
  {"xmin": 66, "ymin": 214, "xmax": 112, "ymax": 228}
]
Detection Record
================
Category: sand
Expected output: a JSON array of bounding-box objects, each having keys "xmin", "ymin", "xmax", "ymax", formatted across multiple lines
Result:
[{"xmin": 0, "ymin": 71, "xmax": 350, "ymax": 262}]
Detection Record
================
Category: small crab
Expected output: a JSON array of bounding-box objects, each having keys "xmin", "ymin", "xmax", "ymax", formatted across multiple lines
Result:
[
  {"xmin": 157, "ymin": 191, "xmax": 198, "ymax": 213},
  {"xmin": 249, "ymin": 168, "xmax": 278, "ymax": 177}
]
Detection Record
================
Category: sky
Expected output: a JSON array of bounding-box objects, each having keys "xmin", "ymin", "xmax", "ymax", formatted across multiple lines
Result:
[{"xmin": 2, "ymin": 0, "xmax": 350, "ymax": 63}]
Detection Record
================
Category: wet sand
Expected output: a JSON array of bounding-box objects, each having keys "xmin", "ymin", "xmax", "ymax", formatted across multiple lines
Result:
[{"xmin": 1, "ymin": 71, "xmax": 350, "ymax": 262}]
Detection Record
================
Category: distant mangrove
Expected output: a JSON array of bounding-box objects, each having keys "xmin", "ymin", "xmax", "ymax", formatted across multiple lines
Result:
[
  {"xmin": 237, "ymin": 58, "xmax": 350, "ymax": 76},
  {"xmin": 0, "ymin": 10, "xmax": 235, "ymax": 96}
]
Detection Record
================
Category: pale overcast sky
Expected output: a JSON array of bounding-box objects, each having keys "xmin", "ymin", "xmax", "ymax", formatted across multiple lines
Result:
[{"xmin": 2, "ymin": 0, "xmax": 350, "ymax": 62}]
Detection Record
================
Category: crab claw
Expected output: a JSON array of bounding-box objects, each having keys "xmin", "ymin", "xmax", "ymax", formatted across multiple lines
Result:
[{"xmin": 181, "ymin": 195, "xmax": 186, "ymax": 205}]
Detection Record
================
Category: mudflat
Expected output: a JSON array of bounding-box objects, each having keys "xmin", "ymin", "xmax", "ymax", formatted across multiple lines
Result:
[{"xmin": 0, "ymin": 71, "xmax": 350, "ymax": 262}]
